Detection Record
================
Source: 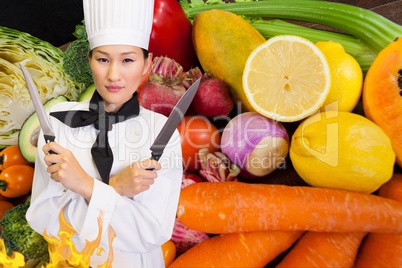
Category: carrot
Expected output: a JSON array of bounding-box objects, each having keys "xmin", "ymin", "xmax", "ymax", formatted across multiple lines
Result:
[
  {"xmin": 168, "ymin": 230, "xmax": 303, "ymax": 268},
  {"xmin": 177, "ymin": 181, "xmax": 402, "ymax": 234},
  {"xmin": 377, "ymin": 173, "xmax": 402, "ymax": 201},
  {"xmin": 354, "ymin": 173, "xmax": 402, "ymax": 267},
  {"xmin": 276, "ymin": 231, "xmax": 366, "ymax": 267}
]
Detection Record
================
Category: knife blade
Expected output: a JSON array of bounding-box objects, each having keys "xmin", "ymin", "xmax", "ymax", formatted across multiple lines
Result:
[
  {"xmin": 19, "ymin": 63, "xmax": 56, "ymax": 144},
  {"xmin": 150, "ymin": 77, "xmax": 201, "ymax": 161}
]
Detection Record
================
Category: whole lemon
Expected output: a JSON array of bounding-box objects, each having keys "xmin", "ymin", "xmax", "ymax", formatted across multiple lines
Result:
[
  {"xmin": 316, "ymin": 41, "xmax": 363, "ymax": 112},
  {"xmin": 290, "ymin": 111, "xmax": 395, "ymax": 194}
]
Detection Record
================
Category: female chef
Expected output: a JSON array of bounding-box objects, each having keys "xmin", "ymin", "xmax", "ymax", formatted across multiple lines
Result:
[{"xmin": 26, "ymin": 0, "xmax": 183, "ymax": 267}]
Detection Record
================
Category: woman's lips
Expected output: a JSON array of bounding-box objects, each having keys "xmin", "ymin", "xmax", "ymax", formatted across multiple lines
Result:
[{"xmin": 106, "ymin": 85, "xmax": 123, "ymax": 92}]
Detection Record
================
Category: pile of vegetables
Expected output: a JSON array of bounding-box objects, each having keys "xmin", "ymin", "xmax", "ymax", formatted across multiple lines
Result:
[
  {"xmin": 180, "ymin": 0, "xmax": 402, "ymax": 72},
  {"xmin": 0, "ymin": 145, "xmax": 45, "ymax": 267},
  {"xmin": 0, "ymin": 26, "xmax": 85, "ymax": 149},
  {"xmin": 163, "ymin": 1, "xmax": 402, "ymax": 267},
  {"xmin": 0, "ymin": 35, "xmax": 82, "ymax": 256},
  {"xmin": 172, "ymin": 175, "xmax": 402, "ymax": 267},
  {"xmin": 0, "ymin": 0, "xmax": 401, "ymax": 267}
]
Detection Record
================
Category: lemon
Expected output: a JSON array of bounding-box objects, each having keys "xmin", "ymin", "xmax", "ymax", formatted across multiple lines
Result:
[
  {"xmin": 243, "ymin": 35, "xmax": 331, "ymax": 122},
  {"xmin": 316, "ymin": 41, "xmax": 363, "ymax": 112},
  {"xmin": 290, "ymin": 111, "xmax": 395, "ymax": 194}
]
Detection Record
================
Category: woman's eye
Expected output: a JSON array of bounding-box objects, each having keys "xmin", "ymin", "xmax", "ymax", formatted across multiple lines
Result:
[
  {"xmin": 97, "ymin": 58, "xmax": 109, "ymax": 63},
  {"xmin": 123, "ymin": 58, "xmax": 134, "ymax": 63}
]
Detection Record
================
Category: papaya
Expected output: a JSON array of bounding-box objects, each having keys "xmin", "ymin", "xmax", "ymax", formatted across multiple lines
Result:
[
  {"xmin": 362, "ymin": 37, "xmax": 402, "ymax": 167},
  {"xmin": 192, "ymin": 9, "xmax": 265, "ymax": 112}
]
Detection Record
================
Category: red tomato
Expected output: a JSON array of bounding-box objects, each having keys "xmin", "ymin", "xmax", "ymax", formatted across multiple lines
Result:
[
  {"xmin": 177, "ymin": 116, "xmax": 221, "ymax": 172},
  {"xmin": 161, "ymin": 239, "xmax": 176, "ymax": 267},
  {"xmin": 0, "ymin": 145, "xmax": 32, "ymax": 171},
  {"xmin": 149, "ymin": 0, "xmax": 199, "ymax": 71},
  {"xmin": 0, "ymin": 164, "xmax": 34, "ymax": 198}
]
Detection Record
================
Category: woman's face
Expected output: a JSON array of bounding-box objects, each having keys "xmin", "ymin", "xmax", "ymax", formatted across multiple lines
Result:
[{"xmin": 89, "ymin": 45, "xmax": 150, "ymax": 112}]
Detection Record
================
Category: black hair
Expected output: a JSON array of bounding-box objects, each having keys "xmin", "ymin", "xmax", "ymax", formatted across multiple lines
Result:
[{"xmin": 88, "ymin": 48, "xmax": 149, "ymax": 59}]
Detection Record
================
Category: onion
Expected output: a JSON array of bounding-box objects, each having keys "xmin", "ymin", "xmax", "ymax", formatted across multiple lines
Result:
[{"xmin": 221, "ymin": 112, "xmax": 289, "ymax": 179}]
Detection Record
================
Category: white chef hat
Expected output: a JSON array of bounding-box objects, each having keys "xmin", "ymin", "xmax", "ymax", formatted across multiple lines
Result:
[{"xmin": 83, "ymin": 0, "xmax": 154, "ymax": 50}]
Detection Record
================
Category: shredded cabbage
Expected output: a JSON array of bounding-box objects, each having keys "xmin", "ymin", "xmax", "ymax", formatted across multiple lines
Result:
[{"xmin": 0, "ymin": 26, "xmax": 85, "ymax": 148}]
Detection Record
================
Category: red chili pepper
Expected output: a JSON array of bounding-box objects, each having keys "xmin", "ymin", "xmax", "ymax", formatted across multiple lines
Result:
[{"xmin": 149, "ymin": 0, "xmax": 199, "ymax": 71}]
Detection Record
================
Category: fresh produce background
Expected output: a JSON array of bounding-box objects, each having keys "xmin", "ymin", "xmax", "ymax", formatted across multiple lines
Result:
[{"xmin": 0, "ymin": 0, "xmax": 401, "ymax": 267}]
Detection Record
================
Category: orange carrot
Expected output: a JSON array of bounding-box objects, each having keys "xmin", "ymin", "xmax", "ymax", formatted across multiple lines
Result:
[
  {"xmin": 354, "ymin": 173, "xmax": 402, "ymax": 267},
  {"xmin": 168, "ymin": 230, "xmax": 303, "ymax": 268},
  {"xmin": 177, "ymin": 181, "xmax": 402, "ymax": 234},
  {"xmin": 276, "ymin": 231, "xmax": 366, "ymax": 267},
  {"xmin": 378, "ymin": 173, "xmax": 402, "ymax": 201}
]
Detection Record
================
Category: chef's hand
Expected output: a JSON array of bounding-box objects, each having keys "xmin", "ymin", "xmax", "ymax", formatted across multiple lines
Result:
[
  {"xmin": 43, "ymin": 142, "xmax": 94, "ymax": 201},
  {"xmin": 109, "ymin": 159, "xmax": 161, "ymax": 198}
]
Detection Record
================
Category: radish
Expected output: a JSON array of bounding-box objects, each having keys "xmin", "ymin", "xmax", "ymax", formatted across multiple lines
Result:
[
  {"xmin": 138, "ymin": 56, "xmax": 202, "ymax": 117},
  {"xmin": 172, "ymin": 172, "xmax": 209, "ymax": 253},
  {"xmin": 171, "ymin": 218, "xmax": 210, "ymax": 253},
  {"xmin": 221, "ymin": 112, "xmax": 289, "ymax": 179},
  {"xmin": 198, "ymin": 148, "xmax": 240, "ymax": 182},
  {"xmin": 181, "ymin": 172, "xmax": 203, "ymax": 189},
  {"xmin": 189, "ymin": 73, "xmax": 234, "ymax": 118}
]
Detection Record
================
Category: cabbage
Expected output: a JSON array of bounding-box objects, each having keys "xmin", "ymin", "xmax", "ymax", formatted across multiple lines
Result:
[{"xmin": 0, "ymin": 26, "xmax": 85, "ymax": 148}]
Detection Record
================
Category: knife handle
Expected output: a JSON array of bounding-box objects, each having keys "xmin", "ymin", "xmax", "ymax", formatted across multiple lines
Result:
[
  {"xmin": 44, "ymin": 135, "xmax": 57, "ymax": 155},
  {"xmin": 146, "ymin": 152, "xmax": 163, "ymax": 171},
  {"xmin": 151, "ymin": 151, "xmax": 162, "ymax": 161}
]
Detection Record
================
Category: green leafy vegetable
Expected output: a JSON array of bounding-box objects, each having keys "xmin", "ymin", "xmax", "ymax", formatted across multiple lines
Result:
[
  {"xmin": 63, "ymin": 39, "xmax": 93, "ymax": 89},
  {"xmin": 63, "ymin": 20, "xmax": 93, "ymax": 90},
  {"xmin": 72, "ymin": 19, "xmax": 87, "ymax": 40},
  {"xmin": 0, "ymin": 26, "xmax": 85, "ymax": 148}
]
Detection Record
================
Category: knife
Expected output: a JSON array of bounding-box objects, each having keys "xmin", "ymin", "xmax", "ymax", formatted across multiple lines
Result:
[
  {"xmin": 19, "ymin": 63, "xmax": 56, "ymax": 145},
  {"xmin": 150, "ymin": 77, "xmax": 201, "ymax": 161}
]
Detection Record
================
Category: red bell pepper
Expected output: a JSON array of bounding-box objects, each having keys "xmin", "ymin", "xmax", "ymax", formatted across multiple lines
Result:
[{"xmin": 149, "ymin": 0, "xmax": 199, "ymax": 71}]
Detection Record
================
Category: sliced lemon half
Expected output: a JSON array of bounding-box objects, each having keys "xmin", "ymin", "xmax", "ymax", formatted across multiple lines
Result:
[{"xmin": 243, "ymin": 35, "xmax": 331, "ymax": 122}]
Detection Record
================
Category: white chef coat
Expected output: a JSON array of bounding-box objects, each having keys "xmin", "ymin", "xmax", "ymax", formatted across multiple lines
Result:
[{"xmin": 26, "ymin": 100, "xmax": 183, "ymax": 267}]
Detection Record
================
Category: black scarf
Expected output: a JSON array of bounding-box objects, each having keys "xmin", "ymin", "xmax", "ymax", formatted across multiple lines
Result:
[{"xmin": 50, "ymin": 90, "xmax": 140, "ymax": 184}]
